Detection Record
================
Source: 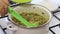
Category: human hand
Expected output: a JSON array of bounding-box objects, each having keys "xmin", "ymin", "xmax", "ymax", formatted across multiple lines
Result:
[{"xmin": 0, "ymin": 0, "xmax": 9, "ymax": 17}]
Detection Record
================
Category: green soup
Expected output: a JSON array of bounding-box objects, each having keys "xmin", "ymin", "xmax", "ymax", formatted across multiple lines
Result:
[{"xmin": 12, "ymin": 12, "xmax": 47, "ymax": 27}]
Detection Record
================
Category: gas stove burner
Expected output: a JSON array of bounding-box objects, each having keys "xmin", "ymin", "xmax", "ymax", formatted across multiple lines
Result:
[
  {"xmin": 49, "ymin": 28, "xmax": 55, "ymax": 34},
  {"xmin": 59, "ymin": 7, "xmax": 60, "ymax": 8},
  {"xmin": 49, "ymin": 24, "xmax": 60, "ymax": 34},
  {"xmin": 49, "ymin": 24, "xmax": 60, "ymax": 28},
  {"xmin": 49, "ymin": 7, "xmax": 60, "ymax": 34},
  {"xmin": 52, "ymin": 8, "xmax": 60, "ymax": 21},
  {"xmin": 53, "ymin": 14, "xmax": 60, "ymax": 21},
  {"xmin": 0, "ymin": 25, "xmax": 7, "ymax": 34}
]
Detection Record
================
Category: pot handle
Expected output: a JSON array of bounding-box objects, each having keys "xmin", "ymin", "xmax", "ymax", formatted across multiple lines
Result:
[{"xmin": 6, "ymin": 23, "xmax": 18, "ymax": 31}]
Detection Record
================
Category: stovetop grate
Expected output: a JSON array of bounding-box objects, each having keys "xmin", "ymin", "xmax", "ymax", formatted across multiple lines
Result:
[{"xmin": 49, "ymin": 7, "xmax": 60, "ymax": 34}]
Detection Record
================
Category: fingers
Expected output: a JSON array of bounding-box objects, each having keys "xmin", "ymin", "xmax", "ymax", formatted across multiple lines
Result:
[
  {"xmin": 0, "ymin": 5, "xmax": 5, "ymax": 17},
  {"xmin": 3, "ymin": 0, "xmax": 9, "ymax": 14},
  {"xmin": 3, "ymin": 3, "xmax": 8, "ymax": 14},
  {"xmin": 0, "ymin": 0, "xmax": 5, "ymax": 17},
  {"xmin": 2, "ymin": 0, "xmax": 9, "ymax": 5},
  {"xmin": 1, "ymin": 0, "xmax": 9, "ymax": 17}
]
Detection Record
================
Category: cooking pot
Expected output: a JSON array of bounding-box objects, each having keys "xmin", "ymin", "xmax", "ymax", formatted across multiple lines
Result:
[{"xmin": 7, "ymin": 4, "xmax": 52, "ymax": 34}]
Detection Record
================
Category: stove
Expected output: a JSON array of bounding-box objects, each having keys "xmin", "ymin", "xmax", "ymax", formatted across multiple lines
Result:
[
  {"xmin": 49, "ymin": 7, "xmax": 60, "ymax": 34},
  {"xmin": 0, "ymin": 7, "xmax": 60, "ymax": 34},
  {"xmin": 0, "ymin": 0, "xmax": 60, "ymax": 33}
]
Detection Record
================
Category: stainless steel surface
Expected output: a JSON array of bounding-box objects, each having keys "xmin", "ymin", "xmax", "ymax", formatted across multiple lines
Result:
[
  {"xmin": 0, "ymin": 0, "xmax": 60, "ymax": 34},
  {"xmin": 0, "ymin": 13, "xmax": 60, "ymax": 34}
]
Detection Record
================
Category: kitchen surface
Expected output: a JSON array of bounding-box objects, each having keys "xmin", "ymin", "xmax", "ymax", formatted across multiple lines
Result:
[{"xmin": 0, "ymin": 0, "xmax": 60, "ymax": 34}]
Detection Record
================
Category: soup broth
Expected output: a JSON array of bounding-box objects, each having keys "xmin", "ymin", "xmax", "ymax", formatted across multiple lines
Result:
[{"xmin": 11, "ymin": 12, "xmax": 47, "ymax": 27}]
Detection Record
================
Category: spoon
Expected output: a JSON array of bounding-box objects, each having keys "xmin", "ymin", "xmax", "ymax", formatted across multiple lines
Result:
[{"xmin": 8, "ymin": 6, "xmax": 39, "ymax": 28}]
